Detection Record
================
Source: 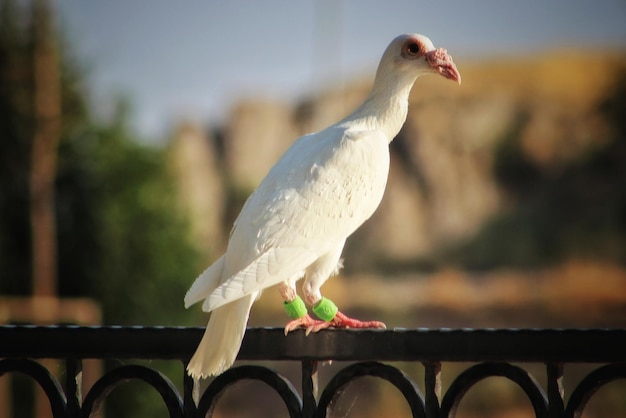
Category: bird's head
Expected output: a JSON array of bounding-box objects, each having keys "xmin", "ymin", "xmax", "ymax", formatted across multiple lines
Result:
[{"xmin": 381, "ymin": 33, "xmax": 461, "ymax": 85}]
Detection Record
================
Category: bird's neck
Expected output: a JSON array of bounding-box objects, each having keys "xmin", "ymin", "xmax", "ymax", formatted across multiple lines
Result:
[{"xmin": 343, "ymin": 69, "xmax": 418, "ymax": 142}]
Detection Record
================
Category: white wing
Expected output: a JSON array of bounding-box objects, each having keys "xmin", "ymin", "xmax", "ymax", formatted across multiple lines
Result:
[{"xmin": 203, "ymin": 126, "xmax": 390, "ymax": 311}]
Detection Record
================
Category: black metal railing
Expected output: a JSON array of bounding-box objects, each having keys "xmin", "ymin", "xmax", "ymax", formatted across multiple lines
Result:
[{"xmin": 1, "ymin": 326, "xmax": 625, "ymax": 417}]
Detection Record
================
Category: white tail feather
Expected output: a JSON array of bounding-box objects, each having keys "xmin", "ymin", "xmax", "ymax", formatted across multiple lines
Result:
[
  {"xmin": 184, "ymin": 255, "xmax": 225, "ymax": 309},
  {"xmin": 186, "ymin": 293, "xmax": 256, "ymax": 379}
]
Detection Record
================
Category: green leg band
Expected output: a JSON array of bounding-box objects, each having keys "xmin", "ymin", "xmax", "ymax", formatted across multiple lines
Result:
[
  {"xmin": 283, "ymin": 295, "xmax": 308, "ymax": 319},
  {"xmin": 312, "ymin": 297, "xmax": 338, "ymax": 322}
]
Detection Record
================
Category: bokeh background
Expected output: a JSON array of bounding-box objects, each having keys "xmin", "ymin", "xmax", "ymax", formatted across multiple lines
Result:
[{"xmin": 1, "ymin": 1, "xmax": 626, "ymax": 417}]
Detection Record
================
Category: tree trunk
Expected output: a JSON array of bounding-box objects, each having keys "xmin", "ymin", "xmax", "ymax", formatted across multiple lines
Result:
[{"xmin": 30, "ymin": 0, "xmax": 60, "ymax": 298}]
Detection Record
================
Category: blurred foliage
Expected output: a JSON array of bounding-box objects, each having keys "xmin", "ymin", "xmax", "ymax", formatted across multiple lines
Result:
[
  {"xmin": 1, "ymin": 1, "xmax": 201, "ymax": 417},
  {"xmin": 0, "ymin": 0, "xmax": 34, "ymax": 292},
  {"xmin": 56, "ymin": 100, "xmax": 201, "ymax": 325},
  {"xmin": 443, "ymin": 66, "xmax": 626, "ymax": 270},
  {"xmin": 0, "ymin": 0, "xmax": 200, "ymax": 324}
]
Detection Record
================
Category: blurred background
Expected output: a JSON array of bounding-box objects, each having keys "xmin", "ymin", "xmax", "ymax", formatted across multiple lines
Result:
[{"xmin": 1, "ymin": 1, "xmax": 626, "ymax": 417}]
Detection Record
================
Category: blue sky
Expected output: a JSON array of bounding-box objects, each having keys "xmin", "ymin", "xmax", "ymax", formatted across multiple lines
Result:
[{"xmin": 55, "ymin": 1, "xmax": 626, "ymax": 139}]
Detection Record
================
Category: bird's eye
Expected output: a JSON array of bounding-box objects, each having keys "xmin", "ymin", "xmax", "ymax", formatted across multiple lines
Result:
[{"xmin": 406, "ymin": 42, "xmax": 420, "ymax": 55}]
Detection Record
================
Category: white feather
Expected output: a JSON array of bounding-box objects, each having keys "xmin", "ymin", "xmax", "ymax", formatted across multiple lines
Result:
[
  {"xmin": 184, "ymin": 255, "xmax": 225, "ymax": 309},
  {"xmin": 187, "ymin": 293, "xmax": 256, "ymax": 379}
]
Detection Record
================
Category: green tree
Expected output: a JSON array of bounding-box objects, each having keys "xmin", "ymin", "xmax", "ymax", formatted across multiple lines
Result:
[
  {"xmin": 76, "ymin": 100, "xmax": 201, "ymax": 325},
  {"xmin": 1, "ymin": 1, "xmax": 202, "ymax": 416},
  {"xmin": 0, "ymin": 0, "xmax": 33, "ymax": 292},
  {"xmin": 0, "ymin": 0, "xmax": 200, "ymax": 323}
]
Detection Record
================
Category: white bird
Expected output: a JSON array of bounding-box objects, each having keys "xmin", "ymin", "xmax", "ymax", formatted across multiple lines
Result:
[{"xmin": 185, "ymin": 33, "xmax": 461, "ymax": 379}]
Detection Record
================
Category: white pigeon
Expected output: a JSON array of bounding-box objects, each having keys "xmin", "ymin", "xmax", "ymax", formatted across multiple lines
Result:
[{"xmin": 185, "ymin": 33, "xmax": 461, "ymax": 379}]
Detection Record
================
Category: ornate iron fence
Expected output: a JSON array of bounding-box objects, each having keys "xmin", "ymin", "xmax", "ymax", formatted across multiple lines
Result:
[{"xmin": 1, "ymin": 325, "xmax": 625, "ymax": 417}]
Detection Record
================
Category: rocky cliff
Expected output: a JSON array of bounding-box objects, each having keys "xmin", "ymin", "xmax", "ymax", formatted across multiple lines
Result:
[{"xmin": 168, "ymin": 51, "xmax": 626, "ymax": 272}]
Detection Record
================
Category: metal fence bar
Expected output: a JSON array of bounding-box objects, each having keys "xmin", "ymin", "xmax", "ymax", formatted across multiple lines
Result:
[
  {"xmin": 301, "ymin": 360, "xmax": 318, "ymax": 418},
  {"xmin": 1, "ymin": 326, "xmax": 626, "ymax": 418},
  {"xmin": 424, "ymin": 361, "xmax": 441, "ymax": 418},
  {"xmin": 547, "ymin": 362, "xmax": 564, "ymax": 418},
  {"xmin": 2, "ymin": 326, "xmax": 626, "ymax": 362},
  {"xmin": 64, "ymin": 359, "xmax": 81, "ymax": 418}
]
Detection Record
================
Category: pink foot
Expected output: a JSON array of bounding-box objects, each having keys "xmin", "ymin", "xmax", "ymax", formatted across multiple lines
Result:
[
  {"xmin": 310, "ymin": 311, "xmax": 386, "ymax": 333},
  {"xmin": 284, "ymin": 314, "xmax": 325, "ymax": 335},
  {"xmin": 284, "ymin": 311, "xmax": 386, "ymax": 336}
]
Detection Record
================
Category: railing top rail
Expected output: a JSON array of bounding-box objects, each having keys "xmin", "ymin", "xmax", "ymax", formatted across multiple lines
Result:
[{"xmin": 1, "ymin": 325, "xmax": 625, "ymax": 363}]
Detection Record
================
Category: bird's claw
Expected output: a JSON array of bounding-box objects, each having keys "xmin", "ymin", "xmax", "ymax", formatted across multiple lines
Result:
[
  {"xmin": 284, "ymin": 314, "xmax": 325, "ymax": 335},
  {"xmin": 284, "ymin": 311, "xmax": 386, "ymax": 336},
  {"xmin": 329, "ymin": 311, "xmax": 387, "ymax": 330}
]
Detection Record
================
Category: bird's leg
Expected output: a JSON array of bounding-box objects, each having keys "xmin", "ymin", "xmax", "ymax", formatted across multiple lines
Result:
[
  {"xmin": 302, "ymin": 280, "xmax": 386, "ymax": 334},
  {"xmin": 279, "ymin": 280, "xmax": 325, "ymax": 335},
  {"xmin": 281, "ymin": 277, "xmax": 386, "ymax": 335},
  {"xmin": 282, "ymin": 246, "xmax": 386, "ymax": 335}
]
